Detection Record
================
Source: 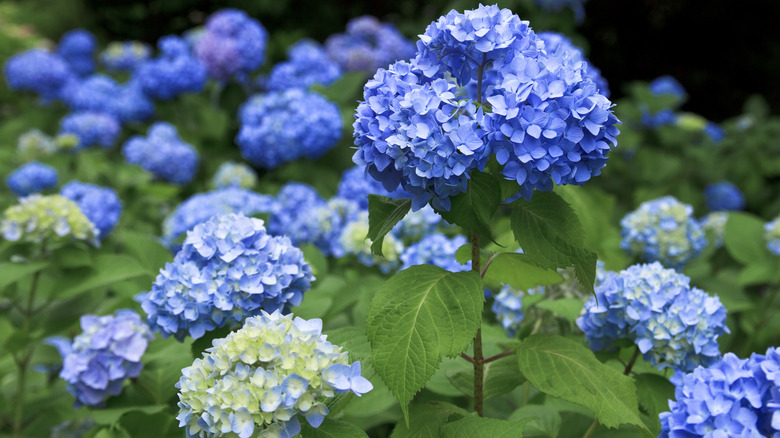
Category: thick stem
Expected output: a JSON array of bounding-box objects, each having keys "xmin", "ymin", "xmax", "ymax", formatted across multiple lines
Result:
[
  {"xmin": 13, "ymin": 270, "xmax": 40, "ymax": 438},
  {"xmin": 471, "ymin": 230, "xmax": 484, "ymax": 417}
]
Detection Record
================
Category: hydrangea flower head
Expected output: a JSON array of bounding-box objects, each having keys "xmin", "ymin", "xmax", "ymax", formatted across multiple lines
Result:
[
  {"xmin": 122, "ymin": 122, "xmax": 199, "ymax": 184},
  {"xmin": 392, "ymin": 205, "xmax": 445, "ymax": 242},
  {"xmin": 47, "ymin": 310, "xmax": 152, "ymax": 407},
  {"xmin": 134, "ymin": 35, "xmax": 207, "ymax": 100},
  {"xmin": 162, "ymin": 187, "xmax": 276, "ymax": 250},
  {"xmin": 324, "ymin": 15, "xmax": 415, "ymax": 74},
  {"xmin": 236, "ymin": 89, "xmax": 342, "ymax": 169},
  {"xmin": 399, "ymin": 233, "xmax": 469, "ymax": 272},
  {"xmin": 194, "ymin": 9, "xmax": 268, "ymax": 81},
  {"xmin": 17, "ymin": 129, "xmax": 57, "ymax": 160},
  {"xmin": 139, "ymin": 214, "xmax": 313, "ymax": 341},
  {"xmin": 100, "ymin": 41, "xmax": 152, "ymax": 72},
  {"xmin": 701, "ymin": 212, "xmax": 728, "ymax": 248},
  {"xmin": 765, "ymin": 215, "xmax": 780, "ymax": 256},
  {"xmin": 266, "ymin": 39, "xmax": 342, "ymax": 91},
  {"xmin": 6, "ymin": 162, "xmax": 58, "ymax": 197},
  {"xmin": 60, "ymin": 74, "xmax": 153, "ymax": 123},
  {"xmin": 211, "ymin": 161, "xmax": 258, "ymax": 189},
  {"xmin": 57, "ymin": 29, "xmax": 97, "ymax": 77},
  {"xmin": 1, "ymin": 194, "xmax": 98, "ymax": 245},
  {"xmin": 620, "ymin": 196, "xmax": 707, "ymax": 270},
  {"xmin": 60, "ymin": 181, "xmax": 122, "ymax": 240},
  {"xmin": 336, "ymin": 165, "xmax": 410, "ymax": 209},
  {"xmin": 649, "ymin": 75, "xmax": 687, "ymax": 99},
  {"xmin": 176, "ymin": 310, "xmax": 371, "ymax": 438},
  {"xmin": 537, "ymin": 31, "xmax": 609, "ymax": 97},
  {"xmin": 577, "ymin": 262, "xmax": 728, "ymax": 372},
  {"xmin": 58, "ymin": 111, "xmax": 121, "ymax": 149},
  {"xmin": 705, "ymin": 181, "xmax": 745, "ymax": 212},
  {"xmin": 3, "ymin": 49, "xmax": 74, "ymax": 100},
  {"xmin": 492, "ymin": 284, "xmax": 541, "ymax": 337},
  {"xmin": 704, "ymin": 121, "xmax": 725, "ymax": 143},
  {"xmin": 339, "ymin": 211, "xmax": 402, "ymax": 273}
]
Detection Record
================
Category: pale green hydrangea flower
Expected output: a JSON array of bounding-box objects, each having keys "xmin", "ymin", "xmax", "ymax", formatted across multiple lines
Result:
[
  {"xmin": 338, "ymin": 211, "xmax": 402, "ymax": 274},
  {"xmin": 1, "ymin": 194, "xmax": 98, "ymax": 245},
  {"xmin": 211, "ymin": 161, "xmax": 258, "ymax": 189},
  {"xmin": 17, "ymin": 129, "xmax": 56, "ymax": 160}
]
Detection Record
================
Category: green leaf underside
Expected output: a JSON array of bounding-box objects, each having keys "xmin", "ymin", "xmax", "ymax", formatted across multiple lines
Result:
[
  {"xmin": 516, "ymin": 334, "xmax": 648, "ymax": 432},
  {"xmin": 367, "ymin": 195, "xmax": 412, "ymax": 256},
  {"xmin": 484, "ymin": 253, "xmax": 563, "ymax": 291},
  {"xmin": 389, "ymin": 402, "xmax": 469, "ymax": 438},
  {"xmin": 367, "ymin": 265, "xmax": 484, "ymax": 420},
  {"xmin": 441, "ymin": 416, "xmax": 536, "ymax": 438},
  {"xmin": 436, "ymin": 171, "xmax": 501, "ymax": 237},
  {"xmin": 510, "ymin": 192, "xmax": 597, "ymax": 294}
]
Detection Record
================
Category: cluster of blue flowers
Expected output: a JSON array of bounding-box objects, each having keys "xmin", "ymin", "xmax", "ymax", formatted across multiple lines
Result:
[
  {"xmin": 236, "ymin": 89, "xmax": 342, "ymax": 169},
  {"xmin": 161, "ymin": 187, "xmax": 276, "ymax": 250},
  {"xmin": 537, "ymin": 31, "xmax": 609, "ymax": 97},
  {"xmin": 194, "ymin": 9, "xmax": 267, "ymax": 82},
  {"xmin": 60, "ymin": 181, "xmax": 122, "ymax": 240},
  {"xmin": 133, "ymin": 36, "xmax": 206, "ymax": 100},
  {"xmin": 139, "ymin": 214, "xmax": 313, "ymax": 341},
  {"xmin": 620, "ymin": 196, "xmax": 707, "ymax": 269},
  {"xmin": 491, "ymin": 284, "xmax": 538, "ymax": 338},
  {"xmin": 46, "ymin": 310, "xmax": 153, "ymax": 407},
  {"xmin": 100, "ymin": 41, "xmax": 151, "ymax": 72},
  {"xmin": 659, "ymin": 348, "xmax": 780, "ymax": 437},
  {"xmin": 176, "ymin": 310, "xmax": 372, "ymax": 438},
  {"xmin": 324, "ymin": 15, "xmax": 415, "ymax": 74},
  {"xmin": 122, "ymin": 122, "xmax": 199, "ymax": 184},
  {"xmin": 336, "ymin": 165, "xmax": 410, "ymax": 210},
  {"xmin": 399, "ymin": 234, "xmax": 469, "ymax": 272},
  {"xmin": 705, "ymin": 181, "xmax": 745, "ymax": 212},
  {"xmin": 640, "ymin": 76, "xmax": 686, "ymax": 128},
  {"xmin": 4, "ymin": 49, "xmax": 74, "ymax": 100},
  {"xmin": 577, "ymin": 262, "xmax": 728, "ymax": 372},
  {"xmin": 211, "ymin": 161, "xmax": 258, "ymax": 189},
  {"xmin": 60, "ymin": 74, "xmax": 153, "ymax": 124},
  {"xmin": 57, "ymin": 29, "xmax": 97, "ymax": 77},
  {"xmin": 266, "ymin": 39, "xmax": 342, "ymax": 91},
  {"xmin": 765, "ymin": 215, "xmax": 780, "ymax": 256},
  {"xmin": 6, "ymin": 162, "xmax": 58, "ymax": 197},
  {"xmin": 58, "ymin": 111, "xmax": 121, "ymax": 149},
  {"xmin": 354, "ymin": 5, "xmax": 619, "ymax": 211}
]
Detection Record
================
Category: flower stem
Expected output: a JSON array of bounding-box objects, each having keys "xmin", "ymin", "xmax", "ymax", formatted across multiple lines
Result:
[
  {"xmin": 13, "ymin": 269, "xmax": 41, "ymax": 438},
  {"xmin": 471, "ymin": 230, "xmax": 485, "ymax": 417}
]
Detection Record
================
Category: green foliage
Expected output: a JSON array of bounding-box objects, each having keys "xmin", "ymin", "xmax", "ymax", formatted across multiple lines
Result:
[
  {"xmin": 483, "ymin": 252, "xmax": 563, "ymax": 290},
  {"xmin": 441, "ymin": 416, "xmax": 536, "ymax": 437},
  {"xmin": 436, "ymin": 172, "xmax": 502, "ymax": 237},
  {"xmin": 367, "ymin": 195, "xmax": 412, "ymax": 256}
]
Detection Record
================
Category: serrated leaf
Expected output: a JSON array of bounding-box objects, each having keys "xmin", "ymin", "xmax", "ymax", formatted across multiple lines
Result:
[
  {"xmin": 508, "ymin": 405, "xmax": 562, "ymax": 438},
  {"xmin": 634, "ymin": 373, "xmax": 674, "ymax": 435},
  {"xmin": 724, "ymin": 212, "xmax": 774, "ymax": 264},
  {"xmin": 366, "ymin": 265, "xmax": 484, "ymax": 419},
  {"xmin": 454, "ymin": 243, "xmax": 493, "ymax": 266},
  {"xmin": 441, "ymin": 416, "xmax": 535, "ymax": 438},
  {"xmin": 484, "ymin": 253, "xmax": 563, "ymax": 290},
  {"xmin": 436, "ymin": 172, "xmax": 501, "ymax": 237},
  {"xmin": 516, "ymin": 334, "xmax": 648, "ymax": 432},
  {"xmin": 300, "ymin": 418, "xmax": 368, "ymax": 438},
  {"xmin": 0, "ymin": 260, "xmax": 49, "ymax": 290},
  {"xmin": 325, "ymin": 326, "xmax": 371, "ymax": 363},
  {"xmin": 510, "ymin": 192, "xmax": 597, "ymax": 294},
  {"xmin": 390, "ymin": 402, "xmax": 469, "ymax": 438},
  {"xmin": 533, "ymin": 298, "xmax": 584, "ymax": 324},
  {"xmin": 446, "ymin": 354, "xmax": 526, "ymax": 400},
  {"xmin": 367, "ymin": 195, "xmax": 412, "ymax": 256}
]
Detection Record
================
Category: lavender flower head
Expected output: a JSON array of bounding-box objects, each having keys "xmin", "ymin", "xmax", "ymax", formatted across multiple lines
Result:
[
  {"xmin": 134, "ymin": 35, "xmax": 207, "ymax": 100},
  {"xmin": 399, "ymin": 233, "xmax": 469, "ymax": 272},
  {"xmin": 6, "ymin": 162, "xmax": 58, "ymax": 197},
  {"xmin": 3, "ymin": 49, "xmax": 74, "ymax": 100},
  {"xmin": 58, "ymin": 111, "xmax": 121, "ymax": 149},
  {"xmin": 47, "ymin": 310, "xmax": 152, "ymax": 407},
  {"xmin": 211, "ymin": 161, "xmax": 258, "ymax": 189},
  {"xmin": 57, "ymin": 29, "xmax": 97, "ymax": 77},
  {"xmin": 236, "ymin": 89, "xmax": 342, "ymax": 169},
  {"xmin": 61, "ymin": 181, "xmax": 122, "ymax": 240},
  {"xmin": 176, "ymin": 310, "xmax": 372, "ymax": 438},
  {"xmin": 138, "ymin": 213, "xmax": 313, "ymax": 341},
  {"xmin": 194, "ymin": 9, "xmax": 268, "ymax": 82},
  {"xmin": 577, "ymin": 262, "xmax": 728, "ymax": 372},
  {"xmin": 266, "ymin": 39, "xmax": 342, "ymax": 91},
  {"xmin": 122, "ymin": 122, "xmax": 199, "ymax": 184},
  {"xmin": 765, "ymin": 215, "xmax": 780, "ymax": 256},
  {"xmin": 324, "ymin": 15, "xmax": 415, "ymax": 74},
  {"xmin": 100, "ymin": 41, "xmax": 152, "ymax": 72},
  {"xmin": 705, "ymin": 181, "xmax": 745, "ymax": 212},
  {"xmin": 1, "ymin": 194, "xmax": 98, "ymax": 246},
  {"xmin": 620, "ymin": 196, "xmax": 707, "ymax": 270}
]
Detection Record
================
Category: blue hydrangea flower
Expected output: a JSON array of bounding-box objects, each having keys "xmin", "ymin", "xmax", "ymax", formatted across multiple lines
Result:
[
  {"xmin": 491, "ymin": 284, "xmax": 543, "ymax": 338},
  {"xmin": 399, "ymin": 233, "xmax": 469, "ymax": 272},
  {"xmin": 391, "ymin": 205, "xmax": 445, "ymax": 242},
  {"xmin": 336, "ymin": 165, "xmax": 410, "ymax": 210},
  {"xmin": 641, "ymin": 108, "xmax": 678, "ymax": 128},
  {"xmin": 266, "ymin": 39, "xmax": 342, "ymax": 91},
  {"xmin": 100, "ymin": 41, "xmax": 152, "ymax": 72},
  {"xmin": 47, "ymin": 310, "xmax": 152, "ymax": 407},
  {"xmin": 705, "ymin": 181, "xmax": 745, "ymax": 212},
  {"xmin": 138, "ymin": 214, "xmax": 313, "ymax": 341},
  {"xmin": 701, "ymin": 212, "xmax": 729, "ymax": 248},
  {"xmin": 134, "ymin": 35, "xmax": 207, "ymax": 100},
  {"xmin": 60, "ymin": 74, "xmax": 154, "ymax": 123},
  {"xmin": 1, "ymin": 194, "xmax": 98, "ymax": 245},
  {"xmin": 620, "ymin": 196, "xmax": 707, "ymax": 270},
  {"xmin": 659, "ymin": 348, "xmax": 780, "ymax": 437},
  {"xmin": 211, "ymin": 161, "xmax": 258, "ymax": 189},
  {"xmin": 339, "ymin": 211, "xmax": 403, "ymax": 273},
  {"xmin": 58, "ymin": 111, "xmax": 121, "ymax": 149},
  {"xmin": 324, "ymin": 15, "xmax": 415, "ymax": 74},
  {"xmin": 122, "ymin": 122, "xmax": 199, "ymax": 184},
  {"xmin": 577, "ymin": 262, "xmax": 728, "ymax": 372},
  {"xmin": 537, "ymin": 31, "xmax": 609, "ymax": 97},
  {"xmin": 162, "ymin": 187, "xmax": 276, "ymax": 250},
  {"xmin": 3, "ymin": 49, "xmax": 74, "ymax": 100},
  {"xmin": 704, "ymin": 121, "xmax": 725, "ymax": 143},
  {"xmin": 60, "ymin": 181, "xmax": 122, "ymax": 240},
  {"xmin": 194, "ymin": 9, "xmax": 267, "ymax": 82},
  {"xmin": 765, "ymin": 215, "xmax": 780, "ymax": 256},
  {"xmin": 176, "ymin": 310, "xmax": 372, "ymax": 438},
  {"xmin": 649, "ymin": 75, "xmax": 687, "ymax": 98},
  {"xmin": 6, "ymin": 162, "xmax": 58, "ymax": 197},
  {"xmin": 354, "ymin": 5, "xmax": 619, "ymax": 210},
  {"xmin": 17, "ymin": 129, "xmax": 57, "ymax": 160},
  {"xmin": 236, "ymin": 89, "xmax": 342, "ymax": 169},
  {"xmin": 57, "ymin": 29, "xmax": 97, "ymax": 77}
]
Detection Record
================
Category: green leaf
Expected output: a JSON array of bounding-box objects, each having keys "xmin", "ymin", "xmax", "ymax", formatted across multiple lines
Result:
[
  {"xmin": 300, "ymin": 418, "xmax": 368, "ymax": 438},
  {"xmin": 441, "ymin": 416, "xmax": 535, "ymax": 438},
  {"xmin": 115, "ymin": 230, "xmax": 173, "ymax": 274},
  {"xmin": 724, "ymin": 212, "xmax": 774, "ymax": 264},
  {"xmin": 484, "ymin": 253, "xmax": 563, "ymax": 290},
  {"xmin": 0, "ymin": 260, "xmax": 49, "ymax": 290},
  {"xmin": 51, "ymin": 244, "xmax": 93, "ymax": 269},
  {"xmin": 367, "ymin": 195, "xmax": 412, "ymax": 256},
  {"xmin": 57, "ymin": 254, "xmax": 150, "ymax": 299},
  {"xmin": 390, "ymin": 402, "xmax": 469, "ymax": 438},
  {"xmin": 325, "ymin": 326, "xmax": 371, "ymax": 363},
  {"xmin": 516, "ymin": 334, "xmax": 648, "ymax": 432},
  {"xmin": 533, "ymin": 298, "xmax": 585, "ymax": 324},
  {"xmin": 455, "ymin": 243, "xmax": 493, "ymax": 266},
  {"xmin": 508, "ymin": 405, "xmax": 562, "ymax": 438},
  {"xmin": 436, "ymin": 172, "xmax": 501, "ymax": 237},
  {"xmin": 366, "ymin": 265, "xmax": 484, "ymax": 419},
  {"xmin": 300, "ymin": 243, "xmax": 328, "ymax": 278},
  {"xmin": 446, "ymin": 354, "xmax": 526, "ymax": 400},
  {"xmin": 94, "ymin": 427, "xmax": 132, "ymax": 438},
  {"xmin": 91, "ymin": 405, "xmax": 167, "ymax": 426},
  {"xmin": 634, "ymin": 373, "xmax": 674, "ymax": 435},
  {"xmin": 510, "ymin": 192, "xmax": 597, "ymax": 294}
]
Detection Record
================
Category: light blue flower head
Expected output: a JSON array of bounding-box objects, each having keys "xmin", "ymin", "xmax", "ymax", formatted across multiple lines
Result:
[
  {"xmin": 324, "ymin": 15, "xmax": 415, "ymax": 74},
  {"xmin": 100, "ymin": 41, "xmax": 152, "ymax": 72},
  {"xmin": 620, "ymin": 196, "xmax": 707, "ymax": 270},
  {"xmin": 6, "ymin": 162, "xmax": 58, "ymax": 197},
  {"xmin": 60, "ymin": 181, "xmax": 122, "ymax": 240},
  {"xmin": 211, "ymin": 161, "xmax": 258, "ymax": 189},
  {"xmin": 266, "ymin": 39, "xmax": 342, "ymax": 91},
  {"xmin": 399, "ymin": 233, "xmax": 469, "ymax": 272},
  {"xmin": 537, "ymin": 31, "xmax": 609, "ymax": 97},
  {"xmin": 46, "ymin": 310, "xmax": 152, "ymax": 407},
  {"xmin": 138, "ymin": 213, "xmax": 313, "ymax": 341},
  {"xmin": 122, "ymin": 122, "xmax": 199, "ymax": 184},
  {"xmin": 336, "ymin": 165, "xmax": 411, "ymax": 210},
  {"xmin": 176, "ymin": 310, "xmax": 372, "ymax": 438},
  {"xmin": 58, "ymin": 111, "xmax": 121, "ymax": 149},
  {"xmin": 701, "ymin": 211, "xmax": 728, "ymax": 248}
]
